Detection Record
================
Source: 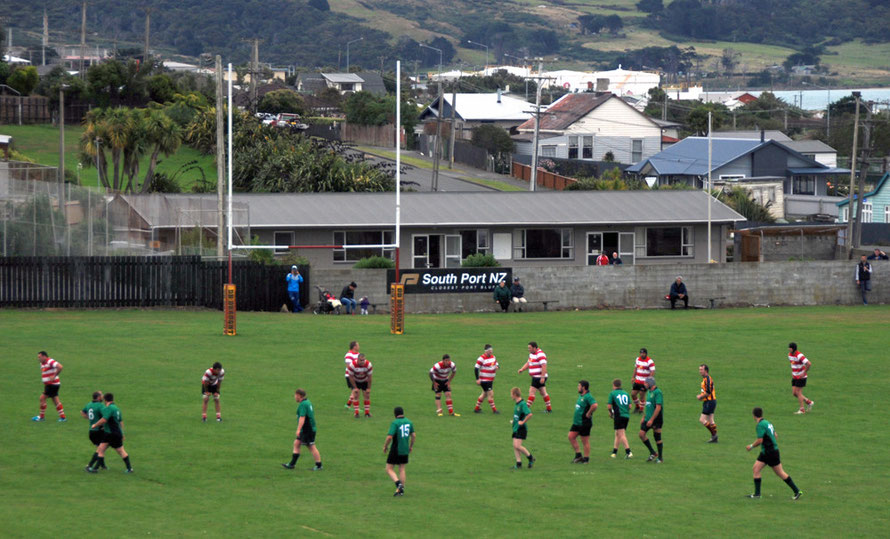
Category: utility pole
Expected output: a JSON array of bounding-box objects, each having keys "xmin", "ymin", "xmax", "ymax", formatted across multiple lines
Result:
[
  {"xmin": 251, "ymin": 39, "xmax": 260, "ymax": 113},
  {"xmin": 42, "ymin": 9, "xmax": 48, "ymax": 66},
  {"xmin": 431, "ymin": 82, "xmax": 443, "ymax": 190},
  {"xmin": 448, "ymin": 86, "xmax": 457, "ymax": 169},
  {"xmin": 59, "ymin": 86, "xmax": 66, "ymax": 216},
  {"xmin": 80, "ymin": 2, "xmax": 87, "ymax": 79},
  {"xmin": 528, "ymin": 61, "xmax": 551, "ymax": 192},
  {"xmin": 143, "ymin": 7, "xmax": 153, "ymax": 64},
  {"xmin": 783, "ymin": 109, "xmax": 788, "ymax": 131},
  {"xmin": 853, "ymin": 104, "xmax": 874, "ymax": 250},
  {"xmin": 845, "ymin": 92, "xmax": 861, "ymax": 259},
  {"xmin": 216, "ymin": 56, "xmax": 225, "ymax": 258}
]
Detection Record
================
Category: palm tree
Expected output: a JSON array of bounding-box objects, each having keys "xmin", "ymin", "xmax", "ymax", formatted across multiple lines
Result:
[{"xmin": 139, "ymin": 109, "xmax": 182, "ymax": 193}]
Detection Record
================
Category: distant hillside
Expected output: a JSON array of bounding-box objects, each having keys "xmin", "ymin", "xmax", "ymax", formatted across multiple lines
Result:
[{"xmin": 2, "ymin": 0, "xmax": 889, "ymax": 80}]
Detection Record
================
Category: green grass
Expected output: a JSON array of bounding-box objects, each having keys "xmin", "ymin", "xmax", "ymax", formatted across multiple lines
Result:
[
  {"xmin": 461, "ymin": 176, "xmax": 526, "ymax": 191},
  {"xmin": 0, "ymin": 124, "xmax": 217, "ymax": 191},
  {"xmin": 2, "ymin": 306, "xmax": 889, "ymax": 536}
]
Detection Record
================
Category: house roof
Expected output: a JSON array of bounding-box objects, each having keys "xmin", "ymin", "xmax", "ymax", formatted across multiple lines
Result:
[
  {"xmin": 780, "ymin": 140, "xmax": 836, "ymax": 154},
  {"xmin": 120, "ymin": 191, "xmax": 746, "ymax": 229},
  {"xmin": 419, "ymin": 93, "xmax": 533, "ymax": 122},
  {"xmin": 837, "ymin": 172, "xmax": 890, "ymax": 207},
  {"xmin": 322, "ymin": 73, "xmax": 364, "ymax": 84},
  {"xmin": 354, "ymin": 72, "xmax": 387, "ymax": 96},
  {"xmin": 709, "ymin": 130, "xmax": 791, "ymax": 141},
  {"xmin": 625, "ymin": 137, "xmax": 831, "ymax": 176},
  {"xmin": 296, "ymin": 73, "xmax": 327, "ymax": 93},
  {"xmin": 516, "ymin": 92, "xmax": 612, "ymax": 131}
]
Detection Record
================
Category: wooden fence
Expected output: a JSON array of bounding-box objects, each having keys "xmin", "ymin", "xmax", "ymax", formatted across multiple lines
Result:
[
  {"xmin": 511, "ymin": 162, "xmax": 578, "ymax": 190},
  {"xmin": 0, "ymin": 256, "xmax": 310, "ymax": 311},
  {"xmin": 0, "ymin": 95, "xmax": 91, "ymax": 125},
  {"xmin": 342, "ymin": 123, "xmax": 405, "ymax": 148}
]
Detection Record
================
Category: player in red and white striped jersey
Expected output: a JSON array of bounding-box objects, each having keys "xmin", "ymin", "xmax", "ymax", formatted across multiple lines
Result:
[
  {"xmin": 344, "ymin": 341, "xmax": 360, "ymax": 409},
  {"xmin": 474, "ymin": 345, "xmax": 500, "ymax": 413},
  {"xmin": 788, "ymin": 342, "xmax": 814, "ymax": 414},
  {"xmin": 201, "ymin": 362, "xmax": 225, "ymax": 422},
  {"xmin": 33, "ymin": 351, "xmax": 66, "ymax": 422},
  {"xmin": 348, "ymin": 354, "xmax": 374, "ymax": 417},
  {"xmin": 429, "ymin": 354, "xmax": 459, "ymax": 416},
  {"xmin": 631, "ymin": 348, "xmax": 655, "ymax": 413},
  {"xmin": 518, "ymin": 341, "xmax": 552, "ymax": 412}
]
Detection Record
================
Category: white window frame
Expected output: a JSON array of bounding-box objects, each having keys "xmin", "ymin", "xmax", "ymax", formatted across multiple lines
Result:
[
  {"xmin": 631, "ymin": 139, "xmax": 643, "ymax": 163},
  {"xmin": 568, "ymin": 136, "xmax": 579, "ymax": 159},
  {"xmin": 541, "ymin": 145, "xmax": 557, "ymax": 158},
  {"xmin": 884, "ymin": 205, "xmax": 890, "ymax": 224},
  {"xmin": 586, "ymin": 231, "xmax": 635, "ymax": 265},
  {"xmin": 841, "ymin": 206, "xmax": 849, "ymax": 223},
  {"xmin": 718, "ymin": 174, "xmax": 746, "ymax": 181},
  {"xmin": 636, "ymin": 226, "xmax": 694, "ymax": 258},
  {"xmin": 333, "ymin": 230, "xmax": 394, "ymax": 262},
  {"xmin": 863, "ymin": 201, "xmax": 873, "ymax": 223},
  {"xmin": 514, "ymin": 228, "xmax": 574, "ymax": 260},
  {"xmin": 459, "ymin": 229, "xmax": 490, "ymax": 259},
  {"xmin": 582, "ymin": 136, "xmax": 594, "ymax": 159}
]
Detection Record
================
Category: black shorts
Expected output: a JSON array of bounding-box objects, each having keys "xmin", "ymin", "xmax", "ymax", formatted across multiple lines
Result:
[
  {"xmin": 701, "ymin": 400, "xmax": 716, "ymax": 415},
  {"xmin": 345, "ymin": 377, "xmax": 355, "ymax": 389},
  {"xmin": 613, "ymin": 416, "xmax": 629, "ymax": 430},
  {"xmin": 298, "ymin": 428, "xmax": 316, "ymax": 445},
  {"xmin": 104, "ymin": 433, "xmax": 124, "ymax": 449},
  {"xmin": 432, "ymin": 380, "xmax": 450, "ymax": 393},
  {"xmin": 202, "ymin": 384, "xmax": 220, "ymax": 395},
  {"xmin": 531, "ymin": 377, "xmax": 547, "ymax": 389},
  {"xmin": 479, "ymin": 381, "xmax": 493, "ymax": 392},
  {"xmin": 792, "ymin": 378, "xmax": 807, "ymax": 388},
  {"xmin": 89, "ymin": 430, "xmax": 105, "ymax": 446},
  {"xmin": 757, "ymin": 450, "xmax": 781, "ymax": 467},
  {"xmin": 512, "ymin": 426, "xmax": 528, "ymax": 440},
  {"xmin": 632, "ymin": 382, "xmax": 647, "ymax": 392},
  {"xmin": 387, "ymin": 445, "xmax": 409, "ymax": 465},
  {"xmin": 640, "ymin": 414, "xmax": 663, "ymax": 431},
  {"xmin": 354, "ymin": 381, "xmax": 369, "ymax": 391},
  {"xmin": 570, "ymin": 421, "xmax": 592, "ymax": 437},
  {"xmin": 43, "ymin": 384, "xmax": 60, "ymax": 398}
]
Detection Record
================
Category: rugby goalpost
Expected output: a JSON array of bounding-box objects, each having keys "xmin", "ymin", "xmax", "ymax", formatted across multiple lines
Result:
[{"xmin": 223, "ymin": 62, "xmax": 404, "ymax": 335}]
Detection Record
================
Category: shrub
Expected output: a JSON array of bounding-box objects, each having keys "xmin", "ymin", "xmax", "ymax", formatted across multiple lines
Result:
[
  {"xmin": 353, "ymin": 256, "xmax": 395, "ymax": 269},
  {"xmin": 462, "ymin": 253, "xmax": 500, "ymax": 267}
]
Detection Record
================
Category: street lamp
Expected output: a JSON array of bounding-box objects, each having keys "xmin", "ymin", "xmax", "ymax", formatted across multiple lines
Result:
[
  {"xmin": 345, "ymin": 37, "xmax": 363, "ymax": 72},
  {"xmin": 466, "ymin": 40, "xmax": 489, "ymax": 73},
  {"xmin": 419, "ymin": 43, "xmax": 443, "ymax": 78},
  {"xmin": 503, "ymin": 53, "xmax": 523, "ymax": 66},
  {"xmin": 801, "ymin": 81, "xmax": 831, "ymax": 138}
]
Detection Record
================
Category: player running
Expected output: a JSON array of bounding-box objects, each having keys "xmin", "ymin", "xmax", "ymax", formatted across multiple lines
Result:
[
  {"xmin": 474, "ymin": 345, "xmax": 500, "ymax": 414},
  {"xmin": 788, "ymin": 343, "xmax": 814, "ymax": 414},
  {"xmin": 384, "ymin": 406, "xmax": 415, "ymax": 496},
  {"xmin": 518, "ymin": 341, "xmax": 552, "ymax": 412},
  {"xmin": 86, "ymin": 393, "xmax": 133, "ymax": 473},
  {"xmin": 631, "ymin": 348, "xmax": 654, "ymax": 414},
  {"xmin": 201, "ymin": 362, "xmax": 225, "ymax": 422},
  {"xmin": 511, "ymin": 387, "xmax": 535, "ymax": 469},
  {"xmin": 638, "ymin": 377, "xmax": 663, "ymax": 463},
  {"xmin": 348, "ymin": 353, "xmax": 373, "ymax": 418},
  {"xmin": 344, "ymin": 341, "xmax": 360, "ymax": 409},
  {"xmin": 33, "ymin": 351, "xmax": 66, "ymax": 422},
  {"xmin": 429, "ymin": 354, "xmax": 459, "ymax": 416},
  {"xmin": 568, "ymin": 380, "xmax": 597, "ymax": 463},
  {"xmin": 607, "ymin": 379, "xmax": 632, "ymax": 459},
  {"xmin": 82, "ymin": 391, "xmax": 107, "ymax": 470},
  {"xmin": 697, "ymin": 364, "xmax": 718, "ymax": 442},
  {"xmin": 282, "ymin": 388, "xmax": 323, "ymax": 471},
  {"xmin": 746, "ymin": 407, "xmax": 802, "ymax": 500}
]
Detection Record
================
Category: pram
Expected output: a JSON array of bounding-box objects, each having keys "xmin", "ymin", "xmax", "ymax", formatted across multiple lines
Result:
[{"xmin": 313, "ymin": 286, "xmax": 342, "ymax": 315}]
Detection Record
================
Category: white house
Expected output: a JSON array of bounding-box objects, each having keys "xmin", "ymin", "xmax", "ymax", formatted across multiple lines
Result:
[{"xmin": 417, "ymin": 92, "xmax": 534, "ymax": 138}]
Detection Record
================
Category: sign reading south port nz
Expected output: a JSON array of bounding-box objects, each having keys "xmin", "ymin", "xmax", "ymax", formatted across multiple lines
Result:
[{"xmin": 386, "ymin": 268, "xmax": 513, "ymax": 294}]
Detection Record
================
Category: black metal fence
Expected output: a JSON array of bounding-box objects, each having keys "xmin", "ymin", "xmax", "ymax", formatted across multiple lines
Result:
[{"xmin": 0, "ymin": 256, "xmax": 310, "ymax": 311}]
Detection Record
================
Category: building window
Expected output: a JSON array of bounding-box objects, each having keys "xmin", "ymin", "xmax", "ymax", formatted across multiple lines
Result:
[
  {"xmin": 459, "ymin": 229, "xmax": 490, "ymax": 259},
  {"xmin": 631, "ymin": 139, "xmax": 643, "ymax": 163},
  {"xmin": 274, "ymin": 231, "xmax": 294, "ymax": 254},
  {"xmin": 842, "ymin": 207, "xmax": 849, "ymax": 223},
  {"xmin": 582, "ymin": 136, "xmax": 593, "ymax": 159},
  {"xmin": 885, "ymin": 205, "xmax": 890, "ymax": 223},
  {"xmin": 541, "ymin": 145, "xmax": 557, "ymax": 158},
  {"xmin": 793, "ymin": 176, "xmax": 815, "ymax": 195},
  {"xmin": 863, "ymin": 201, "xmax": 873, "ymax": 223},
  {"xmin": 645, "ymin": 226, "xmax": 693, "ymax": 257},
  {"xmin": 719, "ymin": 174, "xmax": 745, "ymax": 181},
  {"xmin": 333, "ymin": 230, "xmax": 394, "ymax": 262},
  {"xmin": 568, "ymin": 136, "xmax": 579, "ymax": 159},
  {"xmin": 515, "ymin": 228, "xmax": 573, "ymax": 259}
]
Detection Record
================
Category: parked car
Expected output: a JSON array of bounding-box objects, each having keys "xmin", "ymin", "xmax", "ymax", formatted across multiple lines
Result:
[{"xmin": 273, "ymin": 113, "xmax": 308, "ymax": 130}]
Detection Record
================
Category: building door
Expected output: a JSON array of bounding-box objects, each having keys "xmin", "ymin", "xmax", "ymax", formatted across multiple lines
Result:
[
  {"xmin": 588, "ymin": 232, "xmax": 635, "ymax": 264},
  {"xmin": 741, "ymin": 235, "xmax": 761, "ymax": 262},
  {"xmin": 413, "ymin": 234, "xmax": 461, "ymax": 268},
  {"xmin": 445, "ymin": 235, "xmax": 462, "ymax": 267}
]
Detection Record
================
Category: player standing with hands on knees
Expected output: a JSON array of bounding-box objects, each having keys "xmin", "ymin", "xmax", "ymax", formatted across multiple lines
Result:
[
  {"xmin": 518, "ymin": 341, "xmax": 552, "ymax": 412},
  {"xmin": 474, "ymin": 345, "xmax": 500, "ymax": 414},
  {"xmin": 348, "ymin": 353, "xmax": 373, "ymax": 418},
  {"xmin": 201, "ymin": 362, "xmax": 225, "ymax": 422},
  {"xmin": 429, "ymin": 354, "xmax": 459, "ymax": 416}
]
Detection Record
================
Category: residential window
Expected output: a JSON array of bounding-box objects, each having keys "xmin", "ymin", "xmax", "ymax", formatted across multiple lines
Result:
[
  {"xmin": 631, "ymin": 139, "xmax": 643, "ymax": 163},
  {"xmin": 459, "ymin": 229, "xmax": 490, "ymax": 259},
  {"xmin": 582, "ymin": 136, "xmax": 593, "ymax": 159},
  {"xmin": 541, "ymin": 145, "xmax": 557, "ymax": 157},
  {"xmin": 792, "ymin": 176, "xmax": 815, "ymax": 195},
  {"xmin": 719, "ymin": 174, "xmax": 745, "ymax": 181},
  {"xmin": 645, "ymin": 226, "xmax": 693, "ymax": 257},
  {"xmin": 885, "ymin": 205, "xmax": 890, "ymax": 223},
  {"xmin": 863, "ymin": 201, "xmax": 873, "ymax": 223},
  {"xmin": 274, "ymin": 231, "xmax": 294, "ymax": 254},
  {"xmin": 568, "ymin": 136, "xmax": 579, "ymax": 159},
  {"xmin": 515, "ymin": 228, "xmax": 573, "ymax": 259},
  {"xmin": 842, "ymin": 207, "xmax": 849, "ymax": 223},
  {"xmin": 333, "ymin": 230, "xmax": 394, "ymax": 262}
]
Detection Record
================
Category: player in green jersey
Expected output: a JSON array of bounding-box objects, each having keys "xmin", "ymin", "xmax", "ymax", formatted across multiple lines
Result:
[
  {"xmin": 568, "ymin": 380, "xmax": 597, "ymax": 463},
  {"xmin": 511, "ymin": 387, "xmax": 535, "ymax": 469},
  {"xmin": 384, "ymin": 407, "xmax": 415, "ymax": 496},
  {"xmin": 283, "ymin": 389, "xmax": 322, "ymax": 471},
  {"xmin": 607, "ymin": 379, "xmax": 632, "ymax": 459},
  {"xmin": 87, "ymin": 393, "xmax": 132, "ymax": 473},
  {"xmin": 638, "ymin": 377, "xmax": 663, "ymax": 463},
  {"xmin": 746, "ymin": 407, "xmax": 802, "ymax": 500},
  {"xmin": 81, "ymin": 391, "xmax": 106, "ymax": 471}
]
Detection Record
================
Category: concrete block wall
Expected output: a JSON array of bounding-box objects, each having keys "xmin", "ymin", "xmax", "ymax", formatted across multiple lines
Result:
[{"xmin": 312, "ymin": 261, "xmax": 888, "ymax": 314}]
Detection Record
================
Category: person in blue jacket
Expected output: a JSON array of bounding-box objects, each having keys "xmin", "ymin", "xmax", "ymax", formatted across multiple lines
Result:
[{"xmin": 286, "ymin": 266, "xmax": 303, "ymax": 313}]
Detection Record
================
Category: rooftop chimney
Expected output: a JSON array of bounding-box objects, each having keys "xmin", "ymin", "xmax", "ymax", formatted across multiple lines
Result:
[
  {"xmin": 497, "ymin": 88, "xmax": 501, "ymax": 103},
  {"xmin": 760, "ymin": 129, "xmax": 765, "ymax": 142}
]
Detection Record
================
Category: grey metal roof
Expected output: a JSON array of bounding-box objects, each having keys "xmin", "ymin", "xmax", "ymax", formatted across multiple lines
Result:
[
  {"xmin": 322, "ymin": 73, "xmax": 364, "ymax": 83},
  {"xmin": 780, "ymin": 140, "xmax": 836, "ymax": 154},
  {"xmin": 121, "ymin": 191, "xmax": 745, "ymax": 229},
  {"xmin": 354, "ymin": 72, "xmax": 387, "ymax": 96},
  {"xmin": 788, "ymin": 167, "xmax": 849, "ymax": 174},
  {"xmin": 710, "ymin": 130, "xmax": 791, "ymax": 141}
]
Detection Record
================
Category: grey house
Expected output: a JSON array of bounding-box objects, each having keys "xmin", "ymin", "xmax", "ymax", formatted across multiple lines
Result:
[
  {"xmin": 626, "ymin": 137, "xmax": 849, "ymax": 219},
  {"xmin": 112, "ymin": 191, "xmax": 744, "ymax": 268}
]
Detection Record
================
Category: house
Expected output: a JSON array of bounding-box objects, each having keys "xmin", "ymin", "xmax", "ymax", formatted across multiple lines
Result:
[
  {"xmin": 111, "ymin": 191, "xmax": 745, "ymax": 269},
  {"xmin": 512, "ymin": 92, "xmax": 668, "ymax": 164},
  {"xmin": 710, "ymin": 130, "xmax": 838, "ymax": 167},
  {"xmin": 626, "ymin": 137, "xmax": 850, "ymax": 219},
  {"xmin": 837, "ymin": 172, "xmax": 890, "ymax": 224},
  {"xmin": 417, "ymin": 92, "xmax": 534, "ymax": 139},
  {"xmin": 542, "ymin": 67, "xmax": 660, "ymax": 96},
  {"xmin": 296, "ymin": 72, "xmax": 386, "ymax": 96}
]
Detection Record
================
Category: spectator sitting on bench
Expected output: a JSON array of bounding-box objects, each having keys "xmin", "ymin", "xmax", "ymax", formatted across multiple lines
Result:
[
  {"xmin": 493, "ymin": 280, "xmax": 512, "ymax": 313},
  {"xmin": 666, "ymin": 276, "xmax": 689, "ymax": 309},
  {"xmin": 511, "ymin": 277, "xmax": 528, "ymax": 312}
]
